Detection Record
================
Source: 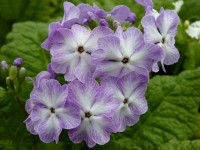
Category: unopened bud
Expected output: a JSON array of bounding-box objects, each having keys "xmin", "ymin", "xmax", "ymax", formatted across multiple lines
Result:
[
  {"xmin": 13, "ymin": 58, "xmax": 23, "ymax": 67},
  {"xmin": 106, "ymin": 14, "xmax": 112, "ymax": 19},
  {"xmin": 19, "ymin": 67, "xmax": 26, "ymax": 83},
  {"xmin": 1, "ymin": 60, "xmax": 8, "ymax": 69},
  {"xmin": 113, "ymin": 20, "xmax": 120, "ymax": 26},
  {"xmin": 126, "ymin": 13, "xmax": 136, "ymax": 23},
  {"xmin": 9, "ymin": 66, "xmax": 18, "ymax": 80},
  {"xmin": 99, "ymin": 19, "xmax": 109, "ymax": 27},
  {"xmin": 6, "ymin": 77, "xmax": 14, "ymax": 90},
  {"xmin": 184, "ymin": 20, "xmax": 190, "ymax": 29}
]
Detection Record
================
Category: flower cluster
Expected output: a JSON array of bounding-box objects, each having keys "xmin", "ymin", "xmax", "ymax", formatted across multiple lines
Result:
[{"xmin": 24, "ymin": 0, "xmax": 180, "ymax": 147}]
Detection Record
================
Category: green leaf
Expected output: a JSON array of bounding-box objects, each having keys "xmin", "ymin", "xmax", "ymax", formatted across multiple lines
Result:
[
  {"xmin": 0, "ymin": 22, "xmax": 50, "ymax": 77},
  {"xmin": 158, "ymin": 139, "xmax": 200, "ymax": 150},
  {"xmin": 115, "ymin": 67, "xmax": 200, "ymax": 149},
  {"xmin": 0, "ymin": 87, "xmax": 12, "ymax": 108}
]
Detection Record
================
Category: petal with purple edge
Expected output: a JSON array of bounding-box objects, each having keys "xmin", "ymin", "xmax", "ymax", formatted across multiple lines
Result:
[
  {"xmin": 84, "ymin": 26, "xmax": 113, "ymax": 53},
  {"xmin": 156, "ymin": 10, "xmax": 180, "ymax": 36},
  {"xmin": 142, "ymin": 15, "xmax": 162, "ymax": 44},
  {"xmin": 130, "ymin": 43, "xmax": 163, "ymax": 72},
  {"xmin": 91, "ymin": 86, "xmax": 119, "ymax": 116},
  {"xmin": 37, "ymin": 114, "xmax": 62, "ymax": 143},
  {"xmin": 162, "ymin": 44, "xmax": 180, "ymax": 65},
  {"xmin": 89, "ymin": 116, "xmax": 113, "ymax": 145},
  {"xmin": 56, "ymin": 102, "xmax": 81, "ymax": 129},
  {"xmin": 113, "ymin": 106, "xmax": 140, "ymax": 132},
  {"xmin": 68, "ymin": 119, "xmax": 96, "ymax": 147},
  {"xmin": 135, "ymin": 0, "xmax": 153, "ymax": 8},
  {"xmin": 110, "ymin": 5, "xmax": 130, "ymax": 23},
  {"xmin": 24, "ymin": 117, "xmax": 37, "ymax": 135},
  {"xmin": 75, "ymin": 53, "xmax": 94, "ymax": 83},
  {"xmin": 71, "ymin": 25, "xmax": 91, "ymax": 45},
  {"xmin": 115, "ymin": 26, "xmax": 144, "ymax": 56}
]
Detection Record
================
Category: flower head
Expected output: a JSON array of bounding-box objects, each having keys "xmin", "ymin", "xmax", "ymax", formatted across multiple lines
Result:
[
  {"xmin": 24, "ymin": 79, "xmax": 81, "ymax": 143},
  {"xmin": 43, "ymin": 24, "xmax": 113, "ymax": 83},
  {"xmin": 102, "ymin": 72, "xmax": 148, "ymax": 132},
  {"xmin": 92, "ymin": 26, "xmax": 163, "ymax": 79},
  {"xmin": 68, "ymin": 79, "xmax": 119, "ymax": 147},
  {"xmin": 141, "ymin": 10, "xmax": 180, "ymax": 71}
]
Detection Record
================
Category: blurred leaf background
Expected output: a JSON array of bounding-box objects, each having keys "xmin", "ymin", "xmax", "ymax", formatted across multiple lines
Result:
[{"xmin": 0, "ymin": 0, "xmax": 200, "ymax": 149}]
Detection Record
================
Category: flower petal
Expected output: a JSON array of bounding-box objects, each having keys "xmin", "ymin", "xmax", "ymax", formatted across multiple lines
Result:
[
  {"xmin": 37, "ymin": 114, "xmax": 62, "ymax": 143},
  {"xmin": 142, "ymin": 15, "xmax": 162, "ymax": 43},
  {"xmin": 84, "ymin": 26, "xmax": 113, "ymax": 53},
  {"xmin": 156, "ymin": 10, "xmax": 180, "ymax": 36}
]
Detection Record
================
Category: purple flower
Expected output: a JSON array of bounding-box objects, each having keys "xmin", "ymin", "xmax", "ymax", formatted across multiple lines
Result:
[
  {"xmin": 102, "ymin": 73, "xmax": 148, "ymax": 132},
  {"xmin": 24, "ymin": 79, "xmax": 81, "ymax": 143},
  {"xmin": 46, "ymin": 24, "xmax": 113, "ymax": 83},
  {"xmin": 47, "ymin": 64, "xmax": 56, "ymax": 79},
  {"xmin": 92, "ymin": 26, "xmax": 163, "ymax": 79},
  {"xmin": 68, "ymin": 79, "xmax": 119, "ymax": 147},
  {"xmin": 141, "ymin": 10, "xmax": 180, "ymax": 72},
  {"xmin": 1, "ymin": 60, "xmax": 8, "ymax": 69},
  {"xmin": 13, "ymin": 58, "xmax": 23, "ymax": 67}
]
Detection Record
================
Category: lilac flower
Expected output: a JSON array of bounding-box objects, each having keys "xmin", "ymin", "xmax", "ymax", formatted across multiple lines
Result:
[
  {"xmin": 68, "ymin": 79, "xmax": 119, "ymax": 147},
  {"xmin": 126, "ymin": 13, "xmax": 136, "ymax": 23},
  {"xmin": 44, "ymin": 24, "xmax": 113, "ymax": 83},
  {"xmin": 47, "ymin": 64, "xmax": 56, "ymax": 79},
  {"xmin": 141, "ymin": 10, "xmax": 180, "ymax": 71},
  {"xmin": 13, "ymin": 58, "xmax": 23, "ymax": 67},
  {"xmin": 135, "ymin": 0, "xmax": 153, "ymax": 8},
  {"xmin": 25, "ymin": 79, "xmax": 81, "ymax": 143},
  {"xmin": 1, "ymin": 60, "xmax": 8, "ymax": 69},
  {"xmin": 102, "ymin": 73, "xmax": 148, "ymax": 132},
  {"xmin": 92, "ymin": 26, "xmax": 163, "ymax": 79}
]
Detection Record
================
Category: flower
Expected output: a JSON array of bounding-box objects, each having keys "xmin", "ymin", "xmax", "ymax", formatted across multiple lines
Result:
[
  {"xmin": 141, "ymin": 10, "xmax": 180, "ymax": 72},
  {"xmin": 92, "ymin": 26, "xmax": 163, "ymax": 79},
  {"xmin": 1, "ymin": 60, "xmax": 8, "ymax": 69},
  {"xmin": 44, "ymin": 24, "xmax": 113, "ymax": 83},
  {"xmin": 24, "ymin": 79, "xmax": 81, "ymax": 143},
  {"xmin": 186, "ymin": 20, "xmax": 200, "ymax": 40},
  {"xmin": 13, "ymin": 58, "xmax": 23, "ymax": 67},
  {"xmin": 102, "ymin": 72, "xmax": 148, "ymax": 132},
  {"xmin": 67, "ymin": 79, "xmax": 119, "ymax": 147}
]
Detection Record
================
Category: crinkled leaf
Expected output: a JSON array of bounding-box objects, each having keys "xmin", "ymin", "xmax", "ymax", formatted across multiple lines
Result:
[
  {"xmin": 115, "ymin": 67, "xmax": 200, "ymax": 149},
  {"xmin": 158, "ymin": 139, "xmax": 200, "ymax": 150},
  {"xmin": 0, "ymin": 22, "xmax": 50, "ymax": 77}
]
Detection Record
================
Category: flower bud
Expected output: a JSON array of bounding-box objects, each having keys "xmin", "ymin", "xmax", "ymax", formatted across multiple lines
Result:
[
  {"xmin": 6, "ymin": 77, "xmax": 14, "ymax": 90},
  {"xmin": 19, "ymin": 67, "xmax": 26, "ymax": 83},
  {"xmin": 184, "ymin": 20, "xmax": 190, "ymax": 29},
  {"xmin": 99, "ymin": 19, "xmax": 109, "ymax": 27},
  {"xmin": 13, "ymin": 58, "xmax": 23, "ymax": 67},
  {"xmin": 1, "ymin": 60, "xmax": 8, "ymax": 69},
  {"xmin": 126, "ymin": 13, "xmax": 136, "ymax": 23},
  {"xmin": 9, "ymin": 66, "xmax": 18, "ymax": 80}
]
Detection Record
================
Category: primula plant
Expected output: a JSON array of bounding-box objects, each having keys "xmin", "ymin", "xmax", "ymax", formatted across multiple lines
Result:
[{"xmin": 0, "ymin": 0, "xmax": 200, "ymax": 149}]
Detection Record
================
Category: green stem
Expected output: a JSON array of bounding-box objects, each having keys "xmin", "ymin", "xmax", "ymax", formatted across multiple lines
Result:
[{"xmin": 15, "ymin": 95, "xmax": 27, "ymax": 116}]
